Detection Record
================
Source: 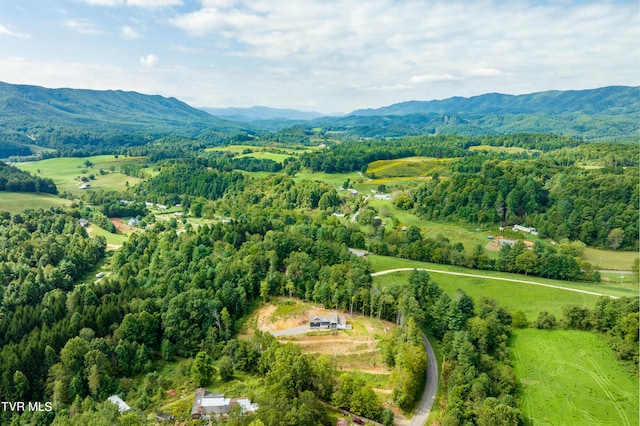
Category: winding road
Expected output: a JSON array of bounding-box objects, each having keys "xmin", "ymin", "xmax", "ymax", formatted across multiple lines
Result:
[
  {"xmin": 371, "ymin": 266, "xmax": 623, "ymax": 425},
  {"xmin": 408, "ymin": 329, "xmax": 438, "ymax": 426},
  {"xmin": 372, "ymin": 268, "xmax": 619, "ymax": 299}
]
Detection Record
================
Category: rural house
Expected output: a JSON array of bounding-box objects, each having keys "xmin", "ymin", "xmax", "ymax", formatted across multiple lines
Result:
[
  {"xmin": 191, "ymin": 388, "xmax": 258, "ymax": 420},
  {"xmin": 309, "ymin": 313, "xmax": 348, "ymax": 330}
]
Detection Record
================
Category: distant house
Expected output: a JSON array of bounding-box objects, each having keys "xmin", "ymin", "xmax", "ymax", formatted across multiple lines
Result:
[
  {"xmin": 497, "ymin": 237, "xmax": 517, "ymax": 247},
  {"xmin": 79, "ymin": 183, "xmax": 91, "ymax": 190},
  {"xmin": 309, "ymin": 313, "xmax": 348, "ymax": 330},
  {"xmin": 145, "ymin": 202, "xmax": 154, "ymax": 207},
  {"xmin": 95, "ymin": 272, "xmax": 105, "ymax": 278},
  {"xmin": 513, "ymin": 224, "xmax": 538, "ymax": 235},
  {"xmin": 191, "ymin": 388, "xmax": 258, "ymax": 420},
  {"xmin": 374, "ymin": 194, "xmax": 392, "ymax": 201},
  {"xmin": 331, "ymin": 212, "xmax": 345, "ymax": 217},
  {"xmin": 347, "ymin": 189, "xmax": 358, "ymax": 195},
  {"xmin": 337, "ymin": 419, "xmax": 349, "ymax": 426},
  {"xmin": 79, "ymin": 218, "xmax": 89, "ymax": 227},
  {"xmin": 156, "ymin": 204, "xmax": 167, "ymax": 210},
  {"xmin": 107, "ymin": 395, "xmax": 130, "ymax": 413},
  {"xmin": 128, "ymin": 218, "xmax": 140, "ymax": 227}
]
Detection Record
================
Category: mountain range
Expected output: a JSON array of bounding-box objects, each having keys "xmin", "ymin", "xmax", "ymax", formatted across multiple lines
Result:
[{"xmin": 0, "ymin": 82, "xmax": 637, "ymax": 156}]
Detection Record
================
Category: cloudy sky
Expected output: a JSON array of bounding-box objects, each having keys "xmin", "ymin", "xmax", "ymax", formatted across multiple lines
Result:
[{"xmin": 0, "ymin": 0, "xmax": 638, "ymax": 113}]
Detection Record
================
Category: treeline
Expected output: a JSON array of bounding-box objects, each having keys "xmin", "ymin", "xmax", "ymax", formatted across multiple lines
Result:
[
  {"xmin": 382, "ymin": 270, "xmax": 521, "ymax": 425},
  {"xmin": 366, "ymin": 222, "xmax": 591, "ymax": 281},
  {"xmin": 298, "ymin": 133, "xmax": 580, "ymax": 173},
  {"xmin": 406, "ymin": 157, "xmax": 638, "ymax": 250},
  {"xmin": 0, "ymin": 135, "xmax": 32, "ymax": 158},
  {"xmin": 546, "ymin": 297, "xmax": 639, "ymax": 373},
  {"xmin": 0, "ymin": 162, "xmax": 57, "ymax": 194},
  {"xmin": 134, "ymin": 162, "xmax": 246, "ymax": 205}
]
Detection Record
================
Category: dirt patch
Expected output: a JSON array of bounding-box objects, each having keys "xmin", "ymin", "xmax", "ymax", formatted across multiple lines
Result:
[{"xmin": 110, "ymin": 218, "xmax": 130, "ymax": 233}]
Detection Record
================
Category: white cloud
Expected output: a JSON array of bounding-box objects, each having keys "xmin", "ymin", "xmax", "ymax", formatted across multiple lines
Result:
[
  {"xmin": 467, "ymin": 68, "xmax": 504, "ymax": 78},
  {"xmin": 82, "ymin": 0, "xmax": 182, "ymax": 7},
  {"xmin": 121, "ymin": 25, "xmax": 142, "ymax": 39},
  {"xmin": 410, "ymin": 74, "xmax": 458, "ymax": 84},
  {"xmin": 0, "ymin": 24, "xmax": 31, "ymax": 39},
  {"xmin": 62, "ymin": 19, "xmax": 103, "ymax": 35},
  {"xmin": 126, "ymin": 0, "xmax": 182, "ymax": 8},
  {"xmin": 140, "ymin": 54, "xmax": 158, "ymax": 67}
]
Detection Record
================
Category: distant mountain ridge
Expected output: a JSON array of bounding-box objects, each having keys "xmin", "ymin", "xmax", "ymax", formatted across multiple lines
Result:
[
  {"xmin": 202, "ymin": 105, "xmax": 324, "ymax": 121},
  {"xmin": 0, "ymin": 81, "xmax": 250, "ymax": 152},
  {"xmin": 350, "ymin": 86, "xmax": 639, "ymax": 116}
]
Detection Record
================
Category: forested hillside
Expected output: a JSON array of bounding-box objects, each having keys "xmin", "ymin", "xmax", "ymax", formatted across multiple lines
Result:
[{"xmin": 0, "ymin": 82, "xmax": 252, "ymax": 153}]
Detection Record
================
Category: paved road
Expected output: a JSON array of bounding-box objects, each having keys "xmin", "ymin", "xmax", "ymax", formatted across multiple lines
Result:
[
  {"xmin": 372, "ymin": 268, "xmax": 618, "ymax": 299},
  {"xmin": 409, "ymin": 328, "xmax": 438, "ymax": 426}
]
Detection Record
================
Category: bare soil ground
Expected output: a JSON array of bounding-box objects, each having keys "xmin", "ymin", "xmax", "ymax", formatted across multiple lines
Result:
[{"xmin": 110, "ymin": 218, "xmax": 130, "ymax": 233}]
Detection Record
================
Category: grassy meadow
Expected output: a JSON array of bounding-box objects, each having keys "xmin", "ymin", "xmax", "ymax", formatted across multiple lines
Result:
[
  {"xmin": 512, "ymin": 329, "xmax": 638, "ymax": 426},
  {"xmin": 366, "ymin": 157, "xmax": 454, "ymax": 178},
  {"xmin": 583, "ymin": 247, "xmax": 639, "ymax": 271},
  {"xmin": 0, "ymin": 191, "xmax": 71, "ymax": 213},
  {"xmin": 368, "ymin": 255, "xmax": 637, "ymax": 319},
  {"xmin": 15, "ymin": 155, "xmax": 145, "ymax": 195}
]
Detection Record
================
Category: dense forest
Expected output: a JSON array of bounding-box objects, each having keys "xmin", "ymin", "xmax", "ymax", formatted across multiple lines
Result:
[{"xmin": 0, "ymin": 162, "xmax": 57, "ymax": 194}]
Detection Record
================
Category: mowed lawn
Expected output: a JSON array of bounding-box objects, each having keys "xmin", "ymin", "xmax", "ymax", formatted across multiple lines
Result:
[{"xmin": 512, "ymin": 329, "xmax": 638, "ymax": 426}]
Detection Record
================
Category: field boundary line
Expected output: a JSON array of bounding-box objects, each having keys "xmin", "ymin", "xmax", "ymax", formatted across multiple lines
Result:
[{"xmin": 371, "ymin": 268, "xmax": 618, "ymax": 299}]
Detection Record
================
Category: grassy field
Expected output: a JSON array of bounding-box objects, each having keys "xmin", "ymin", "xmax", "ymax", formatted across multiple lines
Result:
[
  {"xmin": 0, "ymin": 191, "xmax": 71, "ymax": 213},
  {"xmin": 512, "ymin": 329, "xmax": 638, "ymax": 426},
  {"xmin": 366, "ymin": 157, "xmax": 454, "ymax": 178},
  {"xmin": 15, "ymin": 155, "xmax": 145, "ymax": 195},
  {"xmin": 294, "ymin": 170, "xmax": 361, "ymax": 188},
  {"xmin": 237, "ymin": 151, "xmax": 295, "ymax": 163},
  {"xmin": 583, "ymin": 247, "xmax": 638, "ymax": 271},
  {"xmin": 368, "ymin": 255, "xmax": 637, "ymax": 319}
]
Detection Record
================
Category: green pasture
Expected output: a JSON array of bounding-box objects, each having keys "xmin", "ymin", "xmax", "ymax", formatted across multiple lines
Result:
[
  {"xmin": 373, "ymin": 269, "xmax": 602, "ymax": 320},
  {"xmin": 366, "ymin": 157, "xmax": 454, "ymax": 178},
  {"xmin": 583, "ymin": 247, "xmax": 638, "ymax": 271},
  {"xmin": 0, "ymin": 192, "xmax": 71, "ymax": 213},
  {"xmin": 238, "ymin": 151, "xmax": 295, "ymax": 163},
  {"xmin": 294, "ymin": 171, "xmax": 361, "ymax": 188},
  {"xmin": 367, "ymin": 200, "xmax": 493, "ymax": 250},
  {"xmin": 86, "ymin": 223, "xmax": 129, "ymax": 247},
  {"xmin": 368, "ymin": 255, "xmax": 636, "ymax": 318},
  {"xmin": 512, "ymin": 329, "xmax": 638, "ymax": 426},
  {"xmin": 15, "ymin": 155, "xmax": 145, "ymax": 194}
]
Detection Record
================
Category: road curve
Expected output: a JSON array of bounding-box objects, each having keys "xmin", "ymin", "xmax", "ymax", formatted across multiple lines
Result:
[
  {"xmin": 372, "ymin": 268, "xmax": 618, "ymax": 299},
  {"xmin": 409, "ymin": 329, "xmax": 438, "ymax": 426}
]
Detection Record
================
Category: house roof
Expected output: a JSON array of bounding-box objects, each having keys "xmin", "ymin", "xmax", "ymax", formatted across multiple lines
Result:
[{"xmin": 107, "ymin": 395, "xmax": 131, "ymax": 412}]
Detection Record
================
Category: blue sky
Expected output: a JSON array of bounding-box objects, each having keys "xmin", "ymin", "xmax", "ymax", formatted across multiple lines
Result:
[{"xmin": 0, "ymin": 0, "xmax": 638, "ymax": 113}]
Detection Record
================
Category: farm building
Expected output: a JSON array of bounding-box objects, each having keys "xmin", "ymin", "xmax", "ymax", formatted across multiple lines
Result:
[
  {"xmin": 107, "ymin": 395, "xmax": 130, "ymax": 413},
  {"xmin": 513, "ymin": 224, "xmax": 538, "ymax": 235},
  {"xmin": 191, "ymin": 388, "xmax": 258, "ymax": 420}
]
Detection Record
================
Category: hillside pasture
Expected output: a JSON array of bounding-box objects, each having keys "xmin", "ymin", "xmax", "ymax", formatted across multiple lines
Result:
[
  {"xmin": 366, "ymin": 156, "xmax": 454, "ymax": 178},
  {"xmin": 237, "ymin": 151, "xmax": 295, "ymax": 163},
  {"xmin": 583, "ymin": 247, "xmax": 639, "ymax": 271},
  {"xmin": 15, "ymin": 155, "xmax": 145, "ymax": 194},
  {"xmin": 512, "ymin": 329, "xmax": 638, "ymax": 426},
  {"xmin": 0, "ymin": 192, "xmax": 70, "ymax": 213},
  {"xmin": 368, "ymin": 255, "xmax": 636, "ymax": 318}
]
